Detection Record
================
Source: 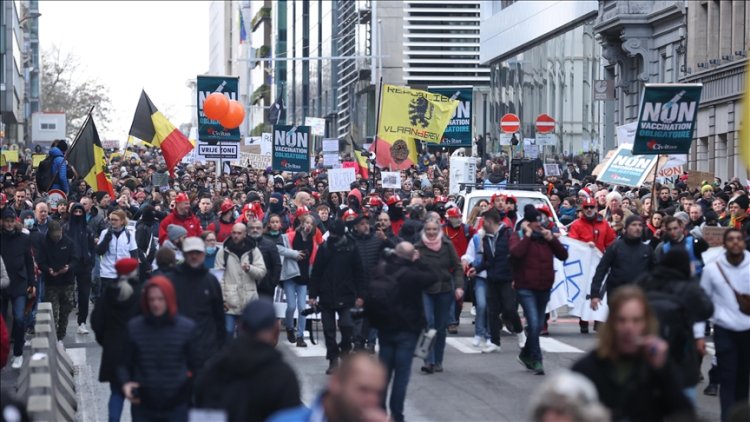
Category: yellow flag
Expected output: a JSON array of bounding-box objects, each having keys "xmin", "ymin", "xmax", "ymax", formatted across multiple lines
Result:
[
  {"xmin": 741, "ymin": 57, "xmax": 750, "ymax": 172},
  {"xmin": 373, "ymin": 84, "xmax": 459, "ymax": 170}
]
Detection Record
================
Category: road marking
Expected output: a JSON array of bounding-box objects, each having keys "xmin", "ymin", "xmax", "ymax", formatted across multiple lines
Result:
[
  {"xmin": 539, "ymin": 337, "xmax": 584, "ymax": 353},
  {"xmin": 706, "ymin": 342, "xmax": 715, "ymax": 355},
  {"xmin": 445, "ymin": 338, "xmax": 482, "ymax": 354}
]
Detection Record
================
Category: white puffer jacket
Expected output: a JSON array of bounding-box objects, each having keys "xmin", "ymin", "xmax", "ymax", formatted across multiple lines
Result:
[{"xmin": 215, "ymin": 245, "xmax": 267, "ymax": 315}]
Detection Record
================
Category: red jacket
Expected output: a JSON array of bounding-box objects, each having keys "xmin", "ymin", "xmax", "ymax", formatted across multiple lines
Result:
[
  {"xmin": 286, "ymin": 227, "xmax": 324, "ymax": 265},
  {"xmin": 443, "ymin": 223, "xmax": 476, "ymax": 257},
  {"xmin": 158, "ymin": 210, "xmax": 203, "ymax": 244},
  {"xmin": 207, "ymin": 219, "xmax": 234, "ymax": 243},
  {"xmin": 567, "ymin": 216, "xmax": 616, "ymax": 253},
  {"xmin": 509, "ymin": 231, "xmax": 568, "ymax": 291}
]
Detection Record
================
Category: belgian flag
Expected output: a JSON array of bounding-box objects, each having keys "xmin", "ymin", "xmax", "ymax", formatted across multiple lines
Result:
[
  {"xmin": 128, "ymin": 90, "xmax": 194, "ymax": 175},
  {"xmin": 67, "ymin": 114, "xmax": 115, "ymax": 198},
  {"xmin": 350, "ymin": 136, "xmax": 370, "ymax": 179}
]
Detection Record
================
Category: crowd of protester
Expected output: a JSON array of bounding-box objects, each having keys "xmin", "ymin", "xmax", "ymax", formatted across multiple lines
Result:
[{"xmin": 0, "ymin": 140, "xmax": 749, "ymax": 422}]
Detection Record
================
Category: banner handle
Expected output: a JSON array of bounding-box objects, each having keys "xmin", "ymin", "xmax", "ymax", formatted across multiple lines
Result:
[{"xmin": 649, "ymin": 154, "xmax": 661, "ymax": 213}]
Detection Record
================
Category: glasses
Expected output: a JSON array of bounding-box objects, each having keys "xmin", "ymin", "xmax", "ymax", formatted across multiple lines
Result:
[
  {"xmin": 583, "ymin": 206, "xmax": 596, "ymax": 210},
  {"xmin": 109, "ymin": 218, "xmax": 120, "ymax": 222}
]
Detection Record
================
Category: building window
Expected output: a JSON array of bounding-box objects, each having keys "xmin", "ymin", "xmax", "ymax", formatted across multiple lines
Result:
[{"xmin": 41, "ymin": 123, "xmax": 56, "ymax": 130}]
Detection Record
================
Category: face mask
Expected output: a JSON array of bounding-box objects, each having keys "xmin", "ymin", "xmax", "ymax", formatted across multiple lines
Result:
[
  {"xmin": 269, "ymin": 230, "xmax": 280, "ymax": 236},
  {"xmin": 206, "ymin": 246, "xmax": 217, "ymax": 255},
  {"xmin": 24, "ymin": 218, "xmax": 34, "ymax": 229},
  {"xmin": 249, "ymin": 232, "xmax": 262, "ymax": 239}
]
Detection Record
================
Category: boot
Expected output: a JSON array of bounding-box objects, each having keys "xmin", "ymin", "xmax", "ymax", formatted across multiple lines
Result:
[
  {"xmin": 326, "ymin": 359, "xmax": 338, "ymax": 375},
  {"xmin": 286, "ymin": 328, "xmax": 297, "ymax": 343}
]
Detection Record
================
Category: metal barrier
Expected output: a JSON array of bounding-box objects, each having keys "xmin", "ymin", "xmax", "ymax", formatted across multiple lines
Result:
[{"xmin": 17, "ymin": 302, "xmax": 77, "ymax": 422}]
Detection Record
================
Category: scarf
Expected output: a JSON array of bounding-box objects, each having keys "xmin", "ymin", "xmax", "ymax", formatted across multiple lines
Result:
[
  {"xmin": 729, "ymin": 213, "xmax": 746, "ymax": 230},
  {"xmin": 421, "ymin": 231, "xmax": 443, "ymax": 252}
]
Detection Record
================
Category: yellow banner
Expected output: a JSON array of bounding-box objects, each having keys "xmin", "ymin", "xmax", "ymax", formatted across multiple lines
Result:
[
  {"xmin": 378, "ymin": 84, "xmax": 459, "ymax": 144},
  {"xmin": 1, "ymin": 150, "xmax": 19, "ymax": 164},
  {"xmin": 373, "ymin": 84, "xmax": 458, "ymax": 169},
  {"xmin": 32, "ymin": 154, "xmax": 46, "ymax": 168}
]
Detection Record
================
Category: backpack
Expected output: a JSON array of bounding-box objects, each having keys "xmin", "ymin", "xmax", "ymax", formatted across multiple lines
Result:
[
  {"xmin": 35, "ymin": 156, "xmax": 59, "ymax": 191},
  {"xmin": 366, "ymin": 260, "xmax": 409, "ymax": 323},
  {"xmin": 646, "ymin": 290, "xmax": 692, "ymax": 362}
]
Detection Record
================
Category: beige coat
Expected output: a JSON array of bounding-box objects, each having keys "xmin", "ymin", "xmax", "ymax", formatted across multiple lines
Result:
[{"xmin": 215, "ymin": 246, "xmax": 267, "ymax": 315}]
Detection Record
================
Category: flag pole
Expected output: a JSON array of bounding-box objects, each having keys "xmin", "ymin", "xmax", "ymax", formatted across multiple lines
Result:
[
  {"xmin": 649, "ymin": 154, "xmax": 662, "ymax": 213},
  {"xmin": 65, "ymin": 105, "xmax": 96, "ymax": 160},
  {"xmin": 373, "ymin": 77, "xmax": 384, "ymax": 184}
]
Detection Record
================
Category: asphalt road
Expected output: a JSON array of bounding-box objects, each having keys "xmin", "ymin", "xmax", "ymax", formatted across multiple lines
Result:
[{"xmin": 1, "ymin": 310, "xmax": 722, "ymax": 422}]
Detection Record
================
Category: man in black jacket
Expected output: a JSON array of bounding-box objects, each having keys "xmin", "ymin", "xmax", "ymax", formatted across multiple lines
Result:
[
  {"xmin": 350, "ymin": 216, "xmax": 391, "ymax": 351},
  {"xmin": 309, "ymin": 220, "xmax": 365, "ymax": 374},
  {"xmin": 636, "ymin": 249, "xmax": 714, "ymax": 397},
  {"xmin": 368, "ymin": 242, "xmax": 434, "ymax": 422},
  {"xmin": 248, "ymin": 219, "xmax": 281, "ymax": 298},
  {"xmin": 64, "ymin": 203, "xmax": 96, "ymax": 334},
  {"xmin": 37, "ymin": 220, "xmax": 79, "ymax": 342},
  {"xmin": 166, "ymin": 237, "xmax": 225, "ymax": 373},
  {"xmin": 590, "ymin": 215, "xmax": 654, "ymax": 310},
  {"xmin": 0, "ymin": 207, "xmax": 36, "ymax": 369},
  {"xmin": 196, "ymin": 299, "xmax": 301, "ymax": 422}
]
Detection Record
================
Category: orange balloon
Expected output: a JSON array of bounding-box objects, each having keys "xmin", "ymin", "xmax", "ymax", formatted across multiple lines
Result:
[
  {"xmin": 203, "ymin": 93, "xmax": 229, "ymax": 120},
  {"xmin": 220, "ymin": 100, "xmax": 246, "ymax": 129}
]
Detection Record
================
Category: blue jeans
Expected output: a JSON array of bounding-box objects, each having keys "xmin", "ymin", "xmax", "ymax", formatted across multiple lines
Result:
[
  {"xmin": 225, "ymin": 314, "xmax": 239, "ymax": 337},
  {"xmin": 378, "ymin": 330, "xmax": 419, "ymax": 422},
  {"xmin": 516, "ymin": 289, "xmax": 550, "ymax": 363},
  {"xmin": 283, "ymin": 280, "xmax": 307, "ymax": 338},
  {"xmin": 109, "ymin": 382, "xmax": 125, "ymax": 422},
  {"xmin": 25, "ymin": 275, "xmax": 43, "ymax": 328},
  {"xmin": 473, "ymin": 277, "xmax": 489, "ymax": 339},
  {"xmin": 1, "ymin": 294, "xmax": 27, "ymax": 357},
  {"xmin": 422, "ymin": 291, "xmax": 453, "ymax": 366}
]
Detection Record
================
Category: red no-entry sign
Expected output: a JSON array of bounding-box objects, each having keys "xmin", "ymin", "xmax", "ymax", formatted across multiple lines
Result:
[
  {"xmin": 535, "ymin": 114, "xmax": 555, "ymax": 134},
  {"xmin": 500, "ymin": 113, "xmax": 520, "ymax": 134}
]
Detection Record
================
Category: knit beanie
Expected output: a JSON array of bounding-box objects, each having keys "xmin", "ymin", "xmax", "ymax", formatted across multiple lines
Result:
[
  {"xmin": 167, "ymin": 224, "xmax": 187, "ymax": 243},
  {"xmin": 624, "ymin": 215, "xmax": 642, "ymax": 230}
]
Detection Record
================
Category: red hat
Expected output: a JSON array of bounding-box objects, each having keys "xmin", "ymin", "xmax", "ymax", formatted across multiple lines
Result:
[
  {"xmin": 491, "ymin": 193, "xmax": 506, "ymax": 203},
  {"xmin": 578, "ymin": 187, "xmax": 592, "ymax": 198},
  {"xmin": 504, "ymin": 194, "xmax": 517, "ymax": 204},
  {"xmin": 312, "ymin": 191, "xmax": 321, "ymax": 200},
  {"xmin": 536, "ymin": 204, "xmax": 552, "ymax": 217},
  {"xmin": 295, "ymin": 206, "xmax": 310, "ymax": 218},
  {"xmin": 220, "ymin": 200, "xmax": 234, "ymax": 215},
  {"xmin": 115, "ymin": 258, "xmax": 139, "ymax": 277},
  {"xmin": 175, "ymin": 193, "xmax": 189, "ymax": 203},
  {"xmin": 581, "ymin": 197, "xmax": 597, "ymax": 208},
  {"xmin": 386, "ymin": 194, "xmax": 401, "ymax": 206},
  {"xmin": 446, "ymin": 207, "xmax": 461, "ymax": 219},
  {"xmin": 435, "ymin": 196, "xmax": 448, "ymax": 203},
  {"xmin": 135, "ymin": 192, "xmax": 147, "ymax": 200},
  {"xmin": 343, "ymin": 208, "xmax": 358, "ymax": 220},
  {"xmin": 368, "ymin": 197, "xmax": 383, "ymax": 207}
]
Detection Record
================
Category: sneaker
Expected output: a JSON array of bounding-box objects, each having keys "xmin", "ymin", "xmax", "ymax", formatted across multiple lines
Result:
[
  {"xmin": 470, "ymin": 306, "xmax": 476, "ymax": 316},
  {"xmin": 516, "ymin": 353, "xmax": 534, "ymax": 371},
  {"xmin": 703, "ymin": 383, "xmax": 719, "ymax": 396},
  {"xmin": 296, "ymin": 338, "xmax": 308, "ymax": 348},
  {"xmin": 77, "ymin": 323, "xmax": 89, "ymax": 334},
  {"xmin": 420, "ymin": 364, "xmax": 435, "ymax": 374},
  {"xmin": 447, "ymin": 324, "xmax": 458, "ymax": 334},
  {"xmin": 11, "ymin": 356, "xmax": 23, "ymax": 369},
  {"xmin": 482, "ymin": 342, "xmax": 500, "ymax": 353},
  {"xmin": 433, "ymin": 364, "xmax": 443, "ymax": 373},
  {"xmin": 472, "ymin": 335, "xmax": 482, "ymax": 347},
  {"xmin": 531, "ymin": 361, "xmax": 545, "ymax": 375},
  {"xmin": 286, "ymin": 328, "xmax": 297, "ymax": 343},
  {"xmin": 517, "ymin": 331, "xmax": 527, "ymax": 348},
  {"xmin": 57, "ymin": 340, "xmax": 65, "ymax": 350},
  {"xmin": 26, "ymin": 326, "xmax": 35, "ymax": 336}
]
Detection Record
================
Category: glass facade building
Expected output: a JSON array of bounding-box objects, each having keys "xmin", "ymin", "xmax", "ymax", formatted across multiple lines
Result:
[{"xmin": 487, "ymin": 20, "xmax": 601, "ymax": 158}]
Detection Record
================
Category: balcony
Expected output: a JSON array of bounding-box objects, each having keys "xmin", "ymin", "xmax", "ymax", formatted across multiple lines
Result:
[
  {"xmin": 253, "ymin": 45, "xmax": 271, "ymax": 68},
  {"xmin": 251, "ymin": 84, "xmax": 270, "ymax": 105}
]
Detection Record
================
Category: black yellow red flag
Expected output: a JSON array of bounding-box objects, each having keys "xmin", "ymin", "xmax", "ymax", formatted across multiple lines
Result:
[
  {"xmin": 66, "ymin": 114, "xmax": 115, "ymax": 198},
  {"xmin": 128, "ymin": 90, "xmax": 194, "ymax": 175}
]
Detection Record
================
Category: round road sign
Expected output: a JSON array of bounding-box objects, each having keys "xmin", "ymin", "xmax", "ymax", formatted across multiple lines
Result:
[
  {"xmin": 500, "ymin": 113, "xmax": 520, "ymax": 134},
  {"xmin": 535, "ymin": 114, "xmax": 555, "ymax": 134}
]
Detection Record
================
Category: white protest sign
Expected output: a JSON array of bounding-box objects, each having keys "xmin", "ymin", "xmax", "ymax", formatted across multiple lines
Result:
[
  {"xmin": 328, "ymin": 167, "xmax": 356, "ymax": 192},
  {"xmin": 543, "ymin": 163, "xmax": 560, "ymax": 177},
  {"xmin": 239, "ymin": 152, "xmax": 271, "ymax": 169},
  {"xmin": 615, "ymin": 122, "xmax": 637, "ymax": 146},
  {"xmin": 322, "ymin": 139, "xmax": 339, "ymax": 153},
  {"xmin": 305, "ymin": 117, "xmax": 326, "ymax": 136},
  {"xmin": 381, "ymin": 171, "xmax": 401, "ymax": 189},
  {"xmin": 524, "ymin": 144, "xmax": 539, "ymax": 159},
  {"xmin": 323, "ymin": 153, "xmax": 340, "ymax": 167},
  {"xmin": 547, "ymin": 237, "xmax": 603, "ymax": 318},
  {"xmin": 448, "ymin": 156, "xmax": 477, "ymax": 195}
]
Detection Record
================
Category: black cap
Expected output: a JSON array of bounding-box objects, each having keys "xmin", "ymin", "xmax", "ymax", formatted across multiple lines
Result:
[
  {"xmin": 239, "ymin": 299, "xmax": 277, "ymax": 334},
  {"xmin": 1, "ymin": 207, "xmax": 17, "ymax": 220},
  {"xmin": 523, "ymin": 208, "xmax": 542, "ymax": 223}
]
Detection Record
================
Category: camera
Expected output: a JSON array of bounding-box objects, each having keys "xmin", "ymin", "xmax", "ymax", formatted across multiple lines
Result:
[{"xmin": 300, "ymin": 304, "xmax": 321, "ymax": 316}]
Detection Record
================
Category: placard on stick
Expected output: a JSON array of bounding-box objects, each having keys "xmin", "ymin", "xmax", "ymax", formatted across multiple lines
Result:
[
  {"xmin": 328, "ymin": 167, "xmax": 356, "ymax": 192},
  {"xmin": 381, "ymin": 172, "xmax": 401, "ymax": 189}
]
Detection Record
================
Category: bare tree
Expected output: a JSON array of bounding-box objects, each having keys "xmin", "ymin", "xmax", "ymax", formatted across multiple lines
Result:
[{"xmin": 41, "ymin": 45, "xmax": 113, "ymax": 138}]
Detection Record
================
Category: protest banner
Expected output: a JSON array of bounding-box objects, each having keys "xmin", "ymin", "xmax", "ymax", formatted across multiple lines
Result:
[
  {"xmin": 32, "ymin": 154, "xmax": 46, "ymax": 168},
  {"xmin": 196, "ymin": 75, "xmax": 240, "ymax": 143},
  {"xmin": 547, "ymin": 237, "xmax": 603, "ymax": 319},
  {"xmin": 702, "ymin": 227, "xmax": 730, "ymax": 248},
  {"xmin": 328, "ymin": 167, "xmax": 356, "ymax": 192},
  {"xmin": 240, "ymin": 152, "xmax": 271, "ymax": 169},
  {"xmin": 381, "ymin": 171, "xmax": 401, "ymax": 189},
  {"xmin": 632, "ymin": 84, "xmax": 703, "ymax": 155},
  {"xmin": 686, "ymin": 170, "xmax": 715, "ymax": 190},
  {"xmin": 543, "ymin": 163, "xmax": 560, "ymax": 177},
  {"xmin": 597, "ymin": 144, "xmax": 659, "ymax": 187},
  {"xmin": 304, "ymin": 117, "xmax": 326, "ymax": 137},
  {"xmin": 428, "ymin": 87, "xmax": 472, "ymax": 147},
  {"xmin": 272, "ymin": 125, "xmax": 311, "ymax": 172}
]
